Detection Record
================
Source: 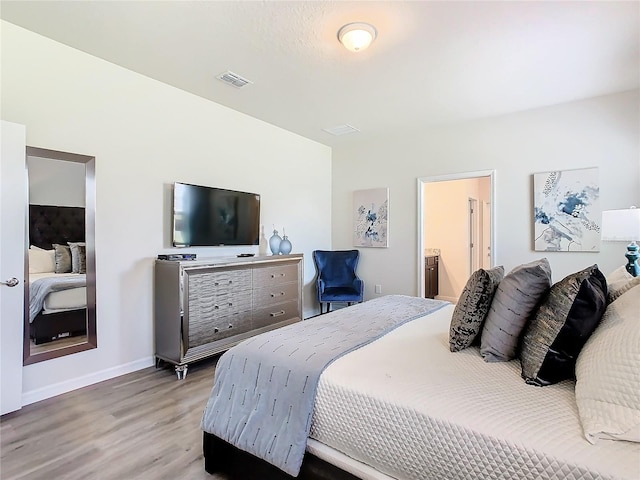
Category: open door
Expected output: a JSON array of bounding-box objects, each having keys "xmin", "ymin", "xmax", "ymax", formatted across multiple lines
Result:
[
  {"xmin": 1, "ymin": 120, "xmax": 26, "ymax": 415},
  {"xmin": 481, "ymin": 201, "xmax": 492, "ymax": 269}
]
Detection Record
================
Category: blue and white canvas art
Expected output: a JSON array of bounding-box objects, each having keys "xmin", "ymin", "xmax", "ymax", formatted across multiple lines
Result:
[
  {"xmin": 534, "ymin": 167, "xmax": 600, "ymax": 252},
  {"xmin": 353, "ymin": 188, "xmax": 389, "ymax": 248}
]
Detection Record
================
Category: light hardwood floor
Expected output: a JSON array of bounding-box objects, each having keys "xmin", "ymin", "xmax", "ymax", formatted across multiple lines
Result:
[
  {"xmin": 30, "ymin": 334, "xmax": 88, "ymax": 355},
  {"xmin": 1, "ymin": 357, "xmax": 231, "ymax": 480}
]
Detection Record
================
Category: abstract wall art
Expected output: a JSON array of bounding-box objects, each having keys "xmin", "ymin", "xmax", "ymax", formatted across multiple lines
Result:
[
  {"xmin": 533, "ymin": 167, "xmax": 600, "ymax": 252},
  {"xmin": 353, "ymin": 187, "xmax": 389, "ymax": 248}
]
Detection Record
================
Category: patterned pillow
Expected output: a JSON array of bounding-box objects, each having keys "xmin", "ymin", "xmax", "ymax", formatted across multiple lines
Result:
[
  {"xmin": 52, "ymin": 243, "xmax": 72, "ymax": 273},
  {"xmin": 520, "ymin": 265, "xmax": 607, "ymax": 386},
  {"xmin": 76, "ymin": 244, "xmax": 86, "ymax": 274},
  {"xmin": 480, "ymin": 258, "xmax": 552, "ymax": 362},
  {"xmin": 606, "ymin": 266, "xmax": 640, "ymax": 304},
  {"xmin": 68, "ymin": 241, "xmax": 86, "ymax": 274},
  {"xmin": 449, "ymin": 266, "xmax": 504, "ymax": 352},
  {"xmin": 575, "ymin": 284, "xmax": 640, "ymax": 444}
]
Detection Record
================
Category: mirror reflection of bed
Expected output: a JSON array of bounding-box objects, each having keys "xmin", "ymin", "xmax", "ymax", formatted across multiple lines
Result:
[
  {"xmin": 28, "ymin": 204, "xmax": 87, "ymax": 354},
  {"xmin": 25, "ymin": 148, "xmax": 97, "ymax": 363}
]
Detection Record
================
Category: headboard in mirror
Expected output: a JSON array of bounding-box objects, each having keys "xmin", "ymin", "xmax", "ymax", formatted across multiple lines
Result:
[{"xmin": 29, "ymin": 205, "xmax": 85, "ymax": 250}]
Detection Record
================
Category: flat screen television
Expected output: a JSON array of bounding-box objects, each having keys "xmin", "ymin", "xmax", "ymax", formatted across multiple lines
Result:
[{"xmin": 172, "ymin": 182, "xmax": 260, "ymax": 247}]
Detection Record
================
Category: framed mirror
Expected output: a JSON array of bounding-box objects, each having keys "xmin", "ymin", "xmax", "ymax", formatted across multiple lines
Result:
[{"xmin": 23, "ymin": 147, "xmax": 97, "ymax": 365}]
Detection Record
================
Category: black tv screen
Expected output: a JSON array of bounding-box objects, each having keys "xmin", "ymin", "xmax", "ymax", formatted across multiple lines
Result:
[{"xmin": 172, "ymin": 182, "xmax": 260, "ymax": 247}]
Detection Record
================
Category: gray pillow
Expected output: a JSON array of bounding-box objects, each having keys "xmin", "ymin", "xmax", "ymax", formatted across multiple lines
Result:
[
  {"xmin": 449, "ymin": 266, "xmax": 504, "ymax": 352},
  {"xmin": 521, "ymin": 265, "xmax": 607, "ymax": 386},
  {"xmin": 68, "ymin": 241, "xmax": 86, "ymax": 273},
  {"xmin": 76, "ymin": 244, "xmax": 86, "ymax": 274},
  {"xmin": 52, "ymin": 243, "xmax": 72, "ymax": 274},
  {"xmin": 480, "ymin": 258, "xmax": 552, "ymax": 362}
]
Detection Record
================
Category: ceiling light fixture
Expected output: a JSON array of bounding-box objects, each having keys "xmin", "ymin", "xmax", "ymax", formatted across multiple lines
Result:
[{"xmin": 337, "ymin": 22, "xmax": 377, "ymax": 52}]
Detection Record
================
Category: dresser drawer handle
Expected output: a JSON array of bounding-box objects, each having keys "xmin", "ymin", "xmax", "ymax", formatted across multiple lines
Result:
[
  {"xmin": 270, "ymin": 310, "xmax": 285, "ymax": 318},
  {"xmin": 214, "ymin": 305, "xmax": 219, "ymax": 310},
  {"xmin": 270, "ymin": 292, "xmax": 286, "ymax": 298},
  {"xmin": 270, "ymin": 273, "xmax": 286, "ymax": 278}
]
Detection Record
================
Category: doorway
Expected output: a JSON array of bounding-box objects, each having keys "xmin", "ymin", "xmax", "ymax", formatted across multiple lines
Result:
[{"xmin": 417, "ymin": 171, "xmax": 495, "ymax": 303}]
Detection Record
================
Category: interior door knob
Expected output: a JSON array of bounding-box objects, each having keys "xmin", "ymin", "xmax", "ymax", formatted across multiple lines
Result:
[{"xmin": 1, "ymin": 277, "xmax": 19, "ymax": 287}]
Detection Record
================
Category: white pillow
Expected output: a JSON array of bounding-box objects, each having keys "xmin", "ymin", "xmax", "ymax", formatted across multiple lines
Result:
[
  {"xmin": 28, "ymin": 246, "xmax": 55, "ymax": 273},
  {"xmin": 575, "ymin": 283, "xmax": 640, "ymax": 444},
  {"xmin": 606, "ymin": 266, "xmax": 640, "ymax": 303}
]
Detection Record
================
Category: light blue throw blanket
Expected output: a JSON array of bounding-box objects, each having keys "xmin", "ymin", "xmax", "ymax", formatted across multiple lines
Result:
[
  {"xmin": 29, "ymin": 275, "xmax": 86, "ymax": 322},
  {"xmin": 201, "ymin": 295, "xmax": 448, "ymax": 476}
]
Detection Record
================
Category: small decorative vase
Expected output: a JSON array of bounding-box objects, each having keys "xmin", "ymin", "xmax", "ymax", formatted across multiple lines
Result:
[
  {"xmin": 279, "ymin": 235, "xmax": 292, "ymax": 255},
  {"xmin": 269, "ymin": 228, "xmax": 282, "ymax": 255},
  {"xmin": 258, "ymin": 225, "xmax": 268, "ymax": 256}
]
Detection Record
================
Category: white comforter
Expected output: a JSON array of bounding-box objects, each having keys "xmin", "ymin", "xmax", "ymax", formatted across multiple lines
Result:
[
  {"xmin": 29, "ymin": 272, "xmax": 86, "ymax": 314},
  {"xmin": 310, "ymin": 304, "xmax": 640, "ymax": 480}
]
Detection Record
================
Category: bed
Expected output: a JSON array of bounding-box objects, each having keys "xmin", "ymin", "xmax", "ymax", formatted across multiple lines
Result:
[
  {"xmin": 28, "ymin": 204, "xmax": 87, "ymax": 344},
  {"xmin": 201, "ymin": 263, "xmax": 640, "ymax": 480}
]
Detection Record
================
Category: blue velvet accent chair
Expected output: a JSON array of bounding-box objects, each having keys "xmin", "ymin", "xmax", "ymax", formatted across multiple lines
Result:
[{"xmin": 313, "ymin": 250, "xmax": 364, "ymax": 314}]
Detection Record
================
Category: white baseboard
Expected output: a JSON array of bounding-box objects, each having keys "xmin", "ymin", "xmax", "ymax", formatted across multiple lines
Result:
[
  {"xmin": 21, "ymin": 356, "xmax": 155, "ymax": 407},
  {"xmin": 436, "ymin": 295, "xmax": 459, "ymax": 304}
]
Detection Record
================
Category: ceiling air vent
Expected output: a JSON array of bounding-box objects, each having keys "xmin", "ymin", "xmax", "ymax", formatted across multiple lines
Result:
[
  {"xmin": 322, "ymin": 124, "xmax": 360, "ymax": 136},
  {"xmin": 216, "ymin": 71, "xmax": 253, "ymax": 89}
]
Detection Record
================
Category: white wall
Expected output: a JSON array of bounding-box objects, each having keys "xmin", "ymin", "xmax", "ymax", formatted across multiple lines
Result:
[
  {"xmin": 1, "ymin": 21, "xmax": 332, "ymax": 402},
  {"xmin": 28, "ymin": 156, "xmax": 85, "ymax": 207},
  {"xmin": 333, "ymin": 90, "xmax": 640, "ymax": 298}
]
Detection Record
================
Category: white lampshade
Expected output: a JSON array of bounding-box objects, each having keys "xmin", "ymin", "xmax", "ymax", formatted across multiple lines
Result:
[
  {"xmin": 338, "ymin": 22, "xmax": 377, "ymax": 52},
  {"xmin": 601, "ymin": 207, "xmax": 640, "ymax": 242}
]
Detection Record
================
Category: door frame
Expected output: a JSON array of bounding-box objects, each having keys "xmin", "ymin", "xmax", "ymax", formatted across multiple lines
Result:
[
  {"xmin": 469, "ymin": 197, "xmax": 479, "ymax": 274},
  {"xmin": 416, "ymin": 170, "xmax": 496, "ymax": 298}
]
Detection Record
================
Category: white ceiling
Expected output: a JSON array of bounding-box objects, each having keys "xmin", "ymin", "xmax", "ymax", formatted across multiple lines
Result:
[{"xmin": 2, "ymin": 1, "xmax": 639, "ymax": 148}]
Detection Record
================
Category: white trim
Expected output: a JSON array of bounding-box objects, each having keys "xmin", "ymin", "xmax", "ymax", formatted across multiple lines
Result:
[
  {"xmin": 416, "ymin": 170, "xmax": 496, "ymax": 297},
  {"xmin": 436, "ymin": 295, "xmax": 458, "ymax": 304},
  {"xmin": 21, "ymin": 356, "xmax": 154, "ymax": 406}
]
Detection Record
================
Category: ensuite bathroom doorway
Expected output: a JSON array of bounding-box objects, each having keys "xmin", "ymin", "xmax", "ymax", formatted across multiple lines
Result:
[{"xmin": 417, "ymin": 171, "xmax": 495, "ymax": 303}]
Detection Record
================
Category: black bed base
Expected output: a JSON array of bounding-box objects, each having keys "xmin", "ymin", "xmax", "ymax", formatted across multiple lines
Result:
[
  {"xmin": 203, "ymin": 432, "xmax": 359, "ymax": 480},
  {"xmin": 30, "ymin": 308, "xmax": 87, "ymax": 345}
]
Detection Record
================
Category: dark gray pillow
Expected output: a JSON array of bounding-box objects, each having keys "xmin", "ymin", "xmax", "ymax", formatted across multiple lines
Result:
[
  {"xmin": 76, "ymin": 244, "xmax": 86, "ymax": 274},
  {"xmin": 68, "ymin": 241, "xmax": 86, "ymax": 273},
  {"xmin": 449, "ymin": 266, "xmax": 504, "ymax": 352},
  {"xmin": 52, "ymin": 243, "xmax": 72, "ymax": 273},
  {"xmin": 480, "ymin": 258, "xmax": 552, "ymax": 362},
  {"xmin": 521, "ymin": 264, "xmax": 607, "ymax": 386}
]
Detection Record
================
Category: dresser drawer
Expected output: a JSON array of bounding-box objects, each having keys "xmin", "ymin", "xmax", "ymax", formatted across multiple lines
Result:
[
  {"xmin": 252, "ymin": 299, "xmax": 300, "ymax": 330},
  {"xmin": 252, "ymin": 263, "xmax": 299, "ymax": 287},
  {"xmin": 187, "ymin": 308, "xmax": 252, "ymax": 347},
  {"xmin": 252, "ymin": 281, "xmax": 299, "ymax": 308}
]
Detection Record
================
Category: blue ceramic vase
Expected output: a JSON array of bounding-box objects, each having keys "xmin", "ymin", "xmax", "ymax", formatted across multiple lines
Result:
[
  {"xmin": 269, "ymin": 229, "xmax": 282, "ymax": 255},
  {"xmin": 279, "ymin": 235, "xmax": 292, "ymax": 255}
]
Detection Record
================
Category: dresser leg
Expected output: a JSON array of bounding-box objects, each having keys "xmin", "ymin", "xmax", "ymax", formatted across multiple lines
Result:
[{"xmin": 175, "ymin": 364, "xmax": 188, "ymax": 380}]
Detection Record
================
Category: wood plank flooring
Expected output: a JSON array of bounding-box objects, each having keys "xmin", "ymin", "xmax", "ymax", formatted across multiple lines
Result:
[
  {"xmin": 30, "ymin": 335, "xmax": 88, "ymax": 355},
  {"xmin": 1, "ymin": 357, "xmax": 230, "ymax": 480}
]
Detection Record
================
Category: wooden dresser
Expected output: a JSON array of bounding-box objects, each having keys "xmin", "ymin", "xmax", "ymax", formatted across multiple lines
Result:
[{"xmin": 154, "ymin": 254, "xmax": 303, "ymax": 378}]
